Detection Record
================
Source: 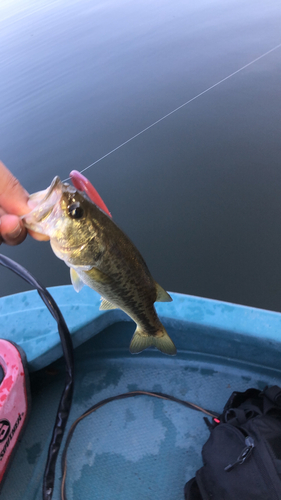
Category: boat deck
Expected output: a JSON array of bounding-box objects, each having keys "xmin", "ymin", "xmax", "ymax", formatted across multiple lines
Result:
[{"xmin": 1, "ymin": 286, "xmax": 281, "ymax": 499}]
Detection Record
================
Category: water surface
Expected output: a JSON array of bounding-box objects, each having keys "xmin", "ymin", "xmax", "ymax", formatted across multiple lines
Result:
[{"xmin": 1, "ymin": 0, "xmax": 281, "ymax": 312}]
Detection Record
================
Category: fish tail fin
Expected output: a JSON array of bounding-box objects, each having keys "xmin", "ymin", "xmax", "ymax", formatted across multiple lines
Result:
[{"xmin": 129, "ymin": 325, "xmax": 176, "ymax": 356}]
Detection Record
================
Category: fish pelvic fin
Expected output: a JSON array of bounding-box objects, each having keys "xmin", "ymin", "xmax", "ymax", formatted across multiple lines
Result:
[
  {"xmin": 70, "ymin": 268, "xmax": 85, "ymax": 293},
  {"xmin": 129, "ymin": 325, "xmax": 176, "ymax": 356},
  {"xmin": 155, "ymin": 282, "xmax": 173, "ymax": 302}
]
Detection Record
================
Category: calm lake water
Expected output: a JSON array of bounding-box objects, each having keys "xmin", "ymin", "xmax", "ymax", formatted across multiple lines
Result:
[{"xmin": 1, "ymin": 0, "xmax": 281, "ymax": 312}]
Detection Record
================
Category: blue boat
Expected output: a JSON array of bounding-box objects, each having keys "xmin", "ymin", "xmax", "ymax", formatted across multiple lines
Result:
[{"xmin": 1, "ymin": 284, "xmax": 281, "ymax": 499}]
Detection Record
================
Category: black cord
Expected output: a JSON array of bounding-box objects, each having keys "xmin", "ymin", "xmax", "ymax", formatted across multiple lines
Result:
[
  {"xmin": 0, "ymin": 254, "xmax": 74, "ymax": 500},
  {"xmin": 61, "ymin": 390, "xmax": 219, "ymax": 500}
]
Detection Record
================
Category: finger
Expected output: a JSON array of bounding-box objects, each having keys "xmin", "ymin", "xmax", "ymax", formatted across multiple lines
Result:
[
  {"xmin": 0, "ymin": 214, "xmax": 27, "ymax": 246},
  {"xmin": 0, "ymin": 161, "xmax": 29, "ymax": 215},
  {"xmin": 0, "ymin": 161, "xmax": 50, "ymax": 243}
]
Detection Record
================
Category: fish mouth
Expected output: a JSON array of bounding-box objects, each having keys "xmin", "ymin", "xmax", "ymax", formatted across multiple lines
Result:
[
  {"xmin": 50, "ymin": 238, "xmax": 85, "ymax": 256},
  {"xmin": 49, "ymin": 236, "xmax": 94, "ymax": 271},
  {"xmin": 22, "ymin": 176, "xmax": 64, "ymax": 235}
]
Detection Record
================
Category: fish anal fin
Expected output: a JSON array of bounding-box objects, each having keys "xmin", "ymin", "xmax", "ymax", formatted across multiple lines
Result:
[
  {"xmin": 155, "ymin": 282, "xmax": 173, "ymax": 302},
  {"xmin": 100, "ymin": 298, "xmax": 117, "ymax": 310},
  {"xmin": 70, "ymin": 268, "xmax": 85, "ymax": 293},
  {"xmin": 129, "ymin": 325, "xmax": 176, "ymax": 356}
]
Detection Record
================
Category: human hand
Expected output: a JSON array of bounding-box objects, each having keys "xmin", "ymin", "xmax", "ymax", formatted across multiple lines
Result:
[{"xmin": 0, "ymin": 161, "xmax": 49, "ymax": 245}]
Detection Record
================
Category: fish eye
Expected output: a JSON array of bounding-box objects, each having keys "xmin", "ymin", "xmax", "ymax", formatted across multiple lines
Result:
[{"xmin": 68, "ymin": 202, "xmax": 84, "ymax": 219}]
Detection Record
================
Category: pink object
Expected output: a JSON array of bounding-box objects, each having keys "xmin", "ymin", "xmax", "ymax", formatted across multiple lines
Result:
[
  {"xmin": 0, "ymin": 340, "xmax": 29, "ymax": 484},
  {"xmin": 70, "ymin": 170, "xmax": 112, "ymax": 218}
]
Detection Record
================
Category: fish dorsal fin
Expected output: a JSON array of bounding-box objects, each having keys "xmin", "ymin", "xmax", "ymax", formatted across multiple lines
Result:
[
  {"xmin": 70, "ymin": 268, "xmax": 85, "ymax": 293},
  {"xmin": 155, "ymin": 282, "xmax": 173, "ymax": 302},
  {"xmin": 99, "ymin": 298, "xmax": 117, "ymax": 310}
]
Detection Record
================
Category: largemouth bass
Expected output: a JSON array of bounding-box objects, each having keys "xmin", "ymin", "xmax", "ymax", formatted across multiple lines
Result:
[{"xmin": 23, "ymin": 175, "xmax": 176, "ymax": 355}]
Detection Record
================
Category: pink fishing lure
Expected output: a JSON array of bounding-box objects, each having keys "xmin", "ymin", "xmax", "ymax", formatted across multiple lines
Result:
[{"xmin": 70, "ymin": 170, "xmax": 112, "ymax": 218}]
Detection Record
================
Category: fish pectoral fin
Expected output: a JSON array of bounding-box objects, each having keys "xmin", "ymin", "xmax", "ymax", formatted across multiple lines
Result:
[
  {"xmin": 129, "ymin": 325, "xmax": 176, "ymax": 356},
  {"xmin": 155, "ymin": 282, "xmax": 173, "ymax": 302},
  {"xmin": 99, "ymin": 298, "xmax": 117, "ymax": 310},
  {"xmin": 70, "ymin": 268, "xmax": 85, "ymax": 293}
]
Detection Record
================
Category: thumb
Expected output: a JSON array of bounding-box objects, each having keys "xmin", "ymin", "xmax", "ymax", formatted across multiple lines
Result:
[{"xmin": 0, "ymin": 161, "xmax": 29, "ymax": 215}]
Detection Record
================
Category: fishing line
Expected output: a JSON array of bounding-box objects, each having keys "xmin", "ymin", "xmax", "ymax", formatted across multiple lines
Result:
[{"xmin": 63, "ymin": 41, "xmax": 281, "ymax": 181}]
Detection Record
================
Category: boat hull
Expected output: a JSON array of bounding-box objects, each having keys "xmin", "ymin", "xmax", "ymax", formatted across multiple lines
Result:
[{"xmin": 1, "ymin": 286, "xmax": 281, "ymax": 499}]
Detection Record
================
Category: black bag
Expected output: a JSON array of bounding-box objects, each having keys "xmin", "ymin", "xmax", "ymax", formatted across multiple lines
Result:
[{"xmin": 185, "ymin": 386, "xmax": 281, "ymax": 500}]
